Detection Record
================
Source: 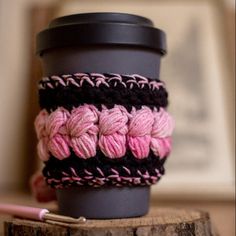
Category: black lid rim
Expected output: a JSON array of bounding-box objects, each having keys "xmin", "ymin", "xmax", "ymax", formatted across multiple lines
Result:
[
  {"xmin": 36, "ymin": 13, "xmax": 167, "ymax": 56},
  {"xmin": 50, "ymin": 12, "xmax": 154, "ymax": 27}
]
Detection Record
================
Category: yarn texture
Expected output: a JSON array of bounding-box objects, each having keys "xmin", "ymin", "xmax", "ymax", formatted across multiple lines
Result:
[
  {"xmin": 43, "ymin": 151, "xmax": 166, "ymax": 188},
  {"xmin": 35, "ymin": 72, "xmax": 174, "ymax": 188},
  {"xmin": 39, "ymin": 73, "xmax": 168, "ymax": 111},
  {"xmin": 35, "ymin": 105, "xmax": 174, "ymax": 161}
]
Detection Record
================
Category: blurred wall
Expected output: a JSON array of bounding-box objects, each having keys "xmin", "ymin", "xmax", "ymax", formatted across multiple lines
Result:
[
  {"xmin": 0, "ymin": 0, "xmax": 234, "ymax": 191},
  {"xmin": 0, "ymin": 0, "xmax": 29, "ymax": 190},
  {"xmin": 0, "ymin": 0, "xmax": 56, "ymax": 191}
]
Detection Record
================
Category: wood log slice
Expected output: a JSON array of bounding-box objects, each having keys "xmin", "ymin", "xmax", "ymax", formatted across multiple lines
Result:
[{"xmin": 4, "ymin": 207, "xmax": 217, "ymax": 236}]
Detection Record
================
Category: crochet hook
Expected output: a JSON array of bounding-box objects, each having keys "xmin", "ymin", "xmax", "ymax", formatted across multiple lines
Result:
[{"xmin": 0, "ymin": 203, "xmax": 86, "ymax": 225}]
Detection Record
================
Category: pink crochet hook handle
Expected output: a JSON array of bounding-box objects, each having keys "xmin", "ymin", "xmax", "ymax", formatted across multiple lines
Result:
[
  {"xmin": 0, "ymin": 203, "xmax": 86, "ymax": 224},
  {"xmin": 0, "ymin": 203, "xmax": 49, "ymax": 221}
]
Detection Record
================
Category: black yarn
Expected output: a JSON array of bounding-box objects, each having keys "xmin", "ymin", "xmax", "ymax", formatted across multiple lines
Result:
[
  {"xmin": 43, "ymin": 150, "xmax": 167, "ymax": 188},
  {"xmin": 41, "ymin": 103, "xmax": 160, "ymax": 113},
  {"xmin": 39, "ymin": 77, "xmax": 168, "ymax": 111}
]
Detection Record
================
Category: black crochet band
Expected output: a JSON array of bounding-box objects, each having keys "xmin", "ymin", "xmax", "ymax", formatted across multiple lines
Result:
[
  {"xmin": 43, "ymin": 150, "xmax": 166, "ymax": 188},
  {"xmin": 39, "ymin": 73, "xmax": 168, "ymax": 111}
]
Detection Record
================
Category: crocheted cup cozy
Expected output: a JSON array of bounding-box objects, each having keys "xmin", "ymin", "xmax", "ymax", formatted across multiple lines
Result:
[
  {"xmin": 34, "ymin": 12, "xmax": 172, "ymax": 219},
  {"xmin": 35, "ymin": 73, "xmax": 174, "ymax": 189}
]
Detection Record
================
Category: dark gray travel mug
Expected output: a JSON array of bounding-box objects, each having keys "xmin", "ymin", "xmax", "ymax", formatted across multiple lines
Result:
[{"xmin": 36, "ymin": 12, "xmax": 167, "ymax": 219}]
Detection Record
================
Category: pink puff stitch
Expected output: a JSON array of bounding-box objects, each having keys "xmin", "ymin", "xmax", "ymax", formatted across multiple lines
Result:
[
  {"xmin": 151, "ymin": 137, "xmax": 172, "ymax": 158},
  {"xmin": 46, "ymin": 107, "xmax": 71, "ymax": 160},
  {"xmin": 35, "ymin": 105, "xmax": 174, "ymax": 160},
  {"xmin": 67, "ymin": 105, "xmax": 99, "ymax": 159},
  {"xmin": 152, "ymin": 107, "xmax": 175, "ymax": 138},
  {"xmin": 151, "ymin": 108, "xmax": 174, "ymax": 158},
  {"xmin": 98, "ymin": 105, "xmax": 128, "ymax": 158},
  {"xmin": 34, "ymin": 109, "xmax": 50, "ymax": 161},
  {"xmin": 128, "ymin": 106, "xmax": 154, "ymax": 159}
]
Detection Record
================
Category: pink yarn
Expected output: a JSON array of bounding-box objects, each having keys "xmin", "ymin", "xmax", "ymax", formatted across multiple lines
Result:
[
  {"xmin": 67, "ymin": 105, "xmax": 99, "ymax": 159},
  {"xmin": 40, "ymin": 73, "xmax": 165, "ymax": 91},
  {"xmin": 151, "ymin": 137, "xmax": 172, "ymax": 158},
  {"xmin": 128, "ymin": 107, "xmax": 154, "ymax": 159},
  {"xmin": 36, "ymin": 137, "xmax": 50, "ymax": 161},
  {"xmin": 46, "ymin": 108, "xmax": 70, "ymax": 160},
  {"xmin": 34, "ymin": 109, "xmax": 48, "ymax": 139},
  {"xmin": 151, "ymin": 108, "xmax": 174, "ymax": 158},
  {"xmin": 35, "ymin": 105, "xmax": 174, "ymax": 160},
  {"xmin": 98, "ymin": 105, "xmax": 128, "ymax": 158},
  {"xmin": 152, "ymin": 107, "xmax": 175, "ymax": 138},
  {"xmin": 34, "ymin": 110, "xmax": 50, "ymax": 161}
]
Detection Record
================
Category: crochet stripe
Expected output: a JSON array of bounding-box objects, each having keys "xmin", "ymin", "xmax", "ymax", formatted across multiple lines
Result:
[
  {"xmin": 39, "ymin": 73, "xmax": 166, "ymax": 90},
  {"xmin": 35, "ymin": 105, "xmax": 174, "ymax": 161},
  {"xmin": 38, "ymin": 73, "xmax": 168, "ymax": 110},
  {"xmin": 43, "ymin": 151, "xmax": 166, "ymax": 188}
]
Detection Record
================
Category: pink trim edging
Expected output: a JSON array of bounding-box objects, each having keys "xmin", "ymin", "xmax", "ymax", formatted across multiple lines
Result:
[{"xmin": 39, "ymin": 73, "xmax": 165, "ymax": 91}]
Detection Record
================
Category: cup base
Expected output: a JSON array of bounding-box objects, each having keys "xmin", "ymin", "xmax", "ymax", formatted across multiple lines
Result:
[{"xmin": 56, "ymin": 186, "xmax": 150, "ymax": 219}]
